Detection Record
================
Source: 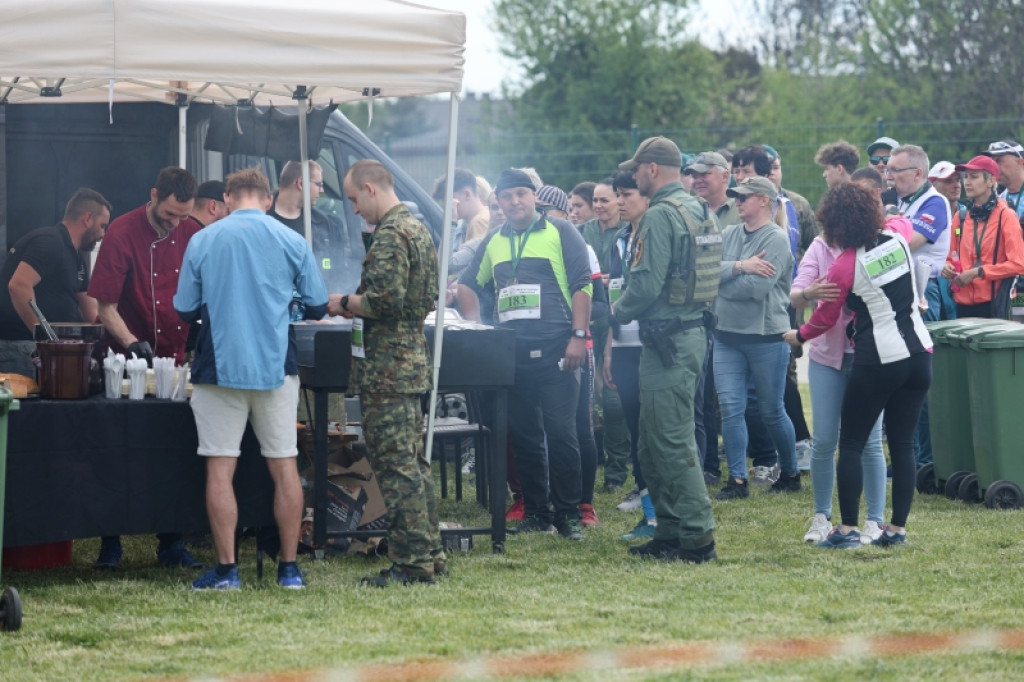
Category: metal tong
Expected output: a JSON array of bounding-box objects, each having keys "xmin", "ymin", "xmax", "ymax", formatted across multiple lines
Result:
[{"xmin": 28, "ymin": 299, "xmax": 58, "ymax": 341}]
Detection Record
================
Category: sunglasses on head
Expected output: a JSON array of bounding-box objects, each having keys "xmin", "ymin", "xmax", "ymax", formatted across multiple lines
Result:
[
  {"xmin": 869, "ymin": 155, "xmax": 891, "ymax": 165},
  {"xmin": 988, "ymin": 141, "xmax": 1024, "ymax": 158}
]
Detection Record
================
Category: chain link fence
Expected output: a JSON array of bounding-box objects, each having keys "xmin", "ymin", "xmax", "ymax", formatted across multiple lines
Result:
[{"xmin": 382, "ymin": 117, "xmax": 1024, "ymax": 208}]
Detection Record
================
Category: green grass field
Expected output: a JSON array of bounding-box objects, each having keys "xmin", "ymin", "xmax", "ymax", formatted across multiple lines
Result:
[
  {"xmin": 3, "ymin": 385, "xmax": 1023, "ymax": 680},
  {"xmin": 2, "ymin": 462, "xmax": 1022, "ymax": 681}
]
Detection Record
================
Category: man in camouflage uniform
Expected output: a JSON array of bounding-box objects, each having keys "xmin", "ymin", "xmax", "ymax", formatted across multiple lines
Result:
[
  {"xmin": 329, "ymin": 159, "xmax": 444, "ymax": 586},
  {"xmin": 614, "ymin": 137, "xmax": 718, "ymax": 563}
]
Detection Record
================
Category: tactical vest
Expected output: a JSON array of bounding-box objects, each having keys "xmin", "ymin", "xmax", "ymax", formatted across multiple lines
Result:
[{"xmin": 662, "ymin": 195, "xmax": 723, "ymax": 305}]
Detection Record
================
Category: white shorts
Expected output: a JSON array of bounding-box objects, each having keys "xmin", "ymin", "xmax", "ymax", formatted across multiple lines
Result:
[{"xmin": 190, "ymin": 375, "xmax": 300, "ymax": 458}]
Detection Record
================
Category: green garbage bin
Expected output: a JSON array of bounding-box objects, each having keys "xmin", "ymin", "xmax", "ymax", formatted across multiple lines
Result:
[
  {"xmin": 922, "ymin": 319, "xmax": 1015, "ymax": 497},
  {"xmin": 0, "ymin": 385, "xmax": 22, "ymax": 632},
  {"xmin": 962, "ymin": 324, "xmax": 1024, "ymax": 509}
]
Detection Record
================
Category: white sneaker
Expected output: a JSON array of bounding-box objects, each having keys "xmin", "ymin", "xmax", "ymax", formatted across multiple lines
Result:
[
  {"xmin": 804, "ymin": 513, "xmax": 832, "ymax": 543},
  {"xmin": 616, "ymin": 487, "xmax": 643, "ymax": 511},
  {"xmin": 461, "ymin": 450, "xmax": 475, "ymax": 475},
  {"xmin": 795, "ymin": 440, "xmax": 811, "ymax": 472},
  {"xmin": 861, "ymin": 520, "xmax": 884, "ymax": 544},
  {"xmin": 749, "ymin": 465, "xmax": 779, "ymax": 487}
]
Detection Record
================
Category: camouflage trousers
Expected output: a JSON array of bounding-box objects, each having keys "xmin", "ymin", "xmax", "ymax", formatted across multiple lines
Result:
[{"xmin": 361, "ymin": 393, "xmax": 445, "ymax": 577}]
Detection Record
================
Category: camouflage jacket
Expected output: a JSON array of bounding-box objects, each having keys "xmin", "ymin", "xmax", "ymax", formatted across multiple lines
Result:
[{"xmin": 348, "ymin": 204, "xmax": 438, "ymax": 395}]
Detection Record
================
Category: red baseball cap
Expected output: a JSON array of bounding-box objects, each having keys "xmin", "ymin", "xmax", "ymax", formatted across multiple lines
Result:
[{"xmin": 955, "ymin": 155, "xmax": 1000, "ymax": 176}]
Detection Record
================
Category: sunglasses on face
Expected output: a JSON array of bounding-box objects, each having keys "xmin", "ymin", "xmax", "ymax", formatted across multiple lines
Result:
[
  {"xmin": 869, "ymin": 155, "xmax": 891, "ymax": 165},
  {"xmin": 735, "ymin": 194, "xmax": 761, "ymax": 204}
]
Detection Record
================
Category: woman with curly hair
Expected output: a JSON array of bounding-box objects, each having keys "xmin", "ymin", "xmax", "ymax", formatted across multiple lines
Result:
[{"xmin": 784, "ymin": 183, "xmax": 932, "ymax": 549}]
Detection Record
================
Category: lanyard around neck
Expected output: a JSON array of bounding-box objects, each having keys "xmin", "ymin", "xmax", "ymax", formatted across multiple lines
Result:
[
  {"xmin": 900, "ymin": 182, "xmax": 929, "ymax": 211},
  {"xmin": 508, "ymin": 213, "xmax": 540, "ymax": 280},
  {"xmin": 971, "ymin": 213, "xmax": 993, "ymax": 266}
]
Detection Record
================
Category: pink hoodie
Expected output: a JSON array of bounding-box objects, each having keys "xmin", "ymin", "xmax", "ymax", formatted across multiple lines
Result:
[{"xmin": 792, "ymin": 236, "xmax": 851, "ymax": 371}]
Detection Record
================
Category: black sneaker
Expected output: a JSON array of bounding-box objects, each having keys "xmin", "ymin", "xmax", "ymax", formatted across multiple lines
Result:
[
  {"xmin": 629, "ymin": 538, "xmax": 682, "ymax": 560},
  {"xmin": 361, "ymin": 565, "xmax": 436, "ymax": 587},
  {"xmin": 508, "ymin": 515, "xmax": 556, "ymax": 535},
  {"xmin": 714, "ymin": 479, "xmax": 749, "ymax": 500},
  {"xmin": 677, "ymin": 542, "xmax": 717, "ymax": 564},
  {"xmin": 554, "ymin": 517, "xmax": 584, "ymax": 541},
  {"xmin": 703, "ymin": 470, "xmax": 722, "ymax": 487},
  {"xmin": 768, "ymin": 473, "xmax": 802, "ymax": 494},
  {"xmin": 93, "ymin": 537, "xmax": 123, "ymax": 570},
  {"xmin": 157, "ymin": 541, "xmax": 204, "ymax": 569}
]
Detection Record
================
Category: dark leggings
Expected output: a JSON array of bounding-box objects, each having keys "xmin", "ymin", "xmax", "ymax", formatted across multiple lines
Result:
[
  {"xmin": 785, "ymin": 374, "xmax": 811, "ymax": 442},
  {"xmin": 577, "ymin": 347, "xmax": 598, "ymax": 504},
  {"xmin": 837, "ymin": 352, "xmax": 932, "ymax": 528},
  {"xmin": 611, "ymin": 346, "xmax": 644, "ymax": 490}
]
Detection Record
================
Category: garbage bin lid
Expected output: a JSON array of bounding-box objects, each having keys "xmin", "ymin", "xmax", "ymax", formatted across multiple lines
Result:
[
  {"xmin": 966, "ymin": 324, "xmax": 1024, "ymax": 349},
  {"xmin": 944, "ymin": 320, "xmax": 1018, "ymax": 347},
  {"xmin": 925, "ymin": 319, "xmax": 972, "ymax": 343}
]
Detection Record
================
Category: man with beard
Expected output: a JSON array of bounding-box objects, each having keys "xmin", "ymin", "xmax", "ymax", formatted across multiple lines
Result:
[
  {"xmin": 0, "ymin": 188, "xmax": 110, "ymax": 375},
  {"xmin": 87, "ymin": 166, "xmax": 203, "ymax": 570},
  {"xmin": 89, "ymin": 166, "xmax": 200, "ymax": 366}
]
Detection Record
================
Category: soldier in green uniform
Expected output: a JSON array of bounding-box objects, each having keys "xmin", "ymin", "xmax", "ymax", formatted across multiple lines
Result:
[
  {"xmin": 614, "ymin": 137, "xmax": 719, "ymax": 563},
  {"xmin": 329, "ymin": 159, "xmax": 445, "ymax": 586}
]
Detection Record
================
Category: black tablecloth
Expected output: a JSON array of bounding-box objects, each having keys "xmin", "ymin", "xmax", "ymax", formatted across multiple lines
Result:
[{"xmin": 3, "ymin": 395, "xmax": 276, "ymax": 547}]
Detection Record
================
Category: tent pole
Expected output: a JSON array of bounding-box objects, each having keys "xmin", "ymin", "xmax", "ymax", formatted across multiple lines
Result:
[
  {"xmin": 424, "ymin": 92, "xmax": 460, "ymax": 465},
  {"xmin": 296, "ymin": 88, "xmax": 312, "ymax": 247},
  {"xmin": 178, "ymin": 103, "xmax": 187, "ymax": 169}
]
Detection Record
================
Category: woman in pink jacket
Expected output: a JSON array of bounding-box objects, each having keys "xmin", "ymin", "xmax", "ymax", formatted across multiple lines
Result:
[{"xmin": 790, "ymin": 230, "xmax": 887, "ymax": 545}]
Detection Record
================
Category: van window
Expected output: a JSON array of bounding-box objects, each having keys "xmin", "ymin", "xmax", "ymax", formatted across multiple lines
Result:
[{"xmin": 313, "ymin": 145, "xmax": 365, "ymax": 295}]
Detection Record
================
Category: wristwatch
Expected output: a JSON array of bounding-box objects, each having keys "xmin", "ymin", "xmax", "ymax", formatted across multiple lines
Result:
[
  {"xmin": 571, "ymin": 329, "xmax": 587, "ymax": 339},
  {"xmin": 341, "ymin": 295, "xmax": 350, "ymax": 312}
]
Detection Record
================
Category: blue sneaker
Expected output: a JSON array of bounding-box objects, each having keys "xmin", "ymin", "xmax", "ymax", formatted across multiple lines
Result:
[
  {"xmin": 277, "ymin": 563, "xmax": 306, "ymax": 590},
  {"xmin": 621, "ymin": 519, "xmax": 657, "ymax": 541},
  {"xmin": 192, "ymin": 566, "xmax": 240, "ymax": 591},
  {"xmin": 816, "ymin": 526, "xmax": 861, "ymax": 549},
  {"xmin": 93, "ymin": 537, "xmax": 123, "ymax": 570},
  {"xmin": 871, "ymin": 526, "xmax": 907, "ymax": 547},
  {"xmin": 158, "ymin": 541, "xmax": 204, "ymax": 569}
]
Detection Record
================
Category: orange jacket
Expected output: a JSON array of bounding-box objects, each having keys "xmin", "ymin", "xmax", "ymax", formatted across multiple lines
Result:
[{"xmin": 945, "ymin": 199, "xmax": 1024, "ymax": 306}]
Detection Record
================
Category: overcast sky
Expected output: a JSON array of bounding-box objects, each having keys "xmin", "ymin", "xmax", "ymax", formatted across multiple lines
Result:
[{"xmin": 419, "ymin": 0, "xmax": 755, "ymax": 96}]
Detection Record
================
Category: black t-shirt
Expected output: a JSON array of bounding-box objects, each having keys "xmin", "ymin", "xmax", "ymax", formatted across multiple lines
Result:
[
  {"xmin": 267, "ymin": 204, "xmax": 305, "ymax": 234},
  {"xmin": 0, "ymin": 224, "xmax": 87, "ymax": 340}
]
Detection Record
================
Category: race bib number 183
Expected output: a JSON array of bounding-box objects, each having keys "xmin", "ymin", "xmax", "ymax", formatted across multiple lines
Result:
[{"xmin": 498, "ymin": 283, "xmax": 542, "ymax": 322}]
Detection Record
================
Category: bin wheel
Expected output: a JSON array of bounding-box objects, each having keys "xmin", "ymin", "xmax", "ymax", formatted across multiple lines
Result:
[
  {"xmin": 944, "ymin": 471, "xmax": 970, "ymax": 500},
  {"xmin": 957, "ymin": 473, "xmax": 981, "ymax": 503},
  {"xmin": 916, "ymin": 463, "xmax": 939, "ymax": 495},
  {"xmin": 0, "ymin": 587, "xmax": 22, "ymax": 632},
  {"xmin": 984, "ymin": 480, "xmax": 1024, "ymax": 510}
]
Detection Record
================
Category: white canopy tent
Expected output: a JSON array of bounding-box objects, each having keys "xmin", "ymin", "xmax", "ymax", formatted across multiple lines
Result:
[{"xmin": 0, "ymin": 0, "xmax": 466, "ymax": 461}]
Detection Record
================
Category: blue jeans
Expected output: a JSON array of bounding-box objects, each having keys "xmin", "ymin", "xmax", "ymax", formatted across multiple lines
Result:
[
  {"xmin": 808, "ymin": 356, "xmax": 886, "ymax": 523},
  {"xmin": 714, "ymin": 339, "xmax": 797, "ymax": 480}
]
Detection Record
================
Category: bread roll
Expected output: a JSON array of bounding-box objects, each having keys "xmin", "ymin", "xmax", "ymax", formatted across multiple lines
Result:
[{"xmin": 0, "ymin": 373, "xmax": 40, "ymax": 398}]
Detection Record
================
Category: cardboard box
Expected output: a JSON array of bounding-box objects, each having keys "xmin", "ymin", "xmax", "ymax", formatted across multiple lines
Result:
[{"xmin": 299, "ymin": 450, "xmax": 389, "ymax": 555}]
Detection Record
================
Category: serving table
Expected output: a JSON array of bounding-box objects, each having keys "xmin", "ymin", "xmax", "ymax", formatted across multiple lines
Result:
[{"xmin": 3, "ymin": 396, "xmax": 275, "ymax": 548}]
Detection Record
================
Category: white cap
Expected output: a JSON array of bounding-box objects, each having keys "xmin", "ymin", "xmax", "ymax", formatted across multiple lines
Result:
[{"xmin": 928, "ymin": 161, "xmax": 957, "ymax": 180}]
